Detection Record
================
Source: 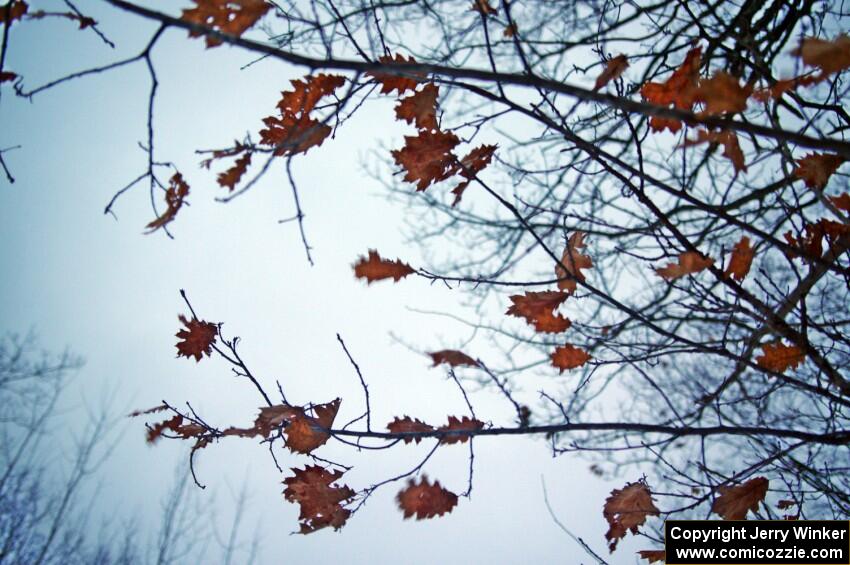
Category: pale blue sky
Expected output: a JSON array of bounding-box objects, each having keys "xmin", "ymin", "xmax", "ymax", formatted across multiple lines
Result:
[{"xmin": 0, "ymin": 1, "xmax": 648, "ymax": 563}]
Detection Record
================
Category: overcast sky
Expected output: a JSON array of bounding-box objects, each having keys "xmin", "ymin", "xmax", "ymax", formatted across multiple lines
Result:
[{"xmin": 0, "ymin": 1, "xmax": 650, "ymax": 563}]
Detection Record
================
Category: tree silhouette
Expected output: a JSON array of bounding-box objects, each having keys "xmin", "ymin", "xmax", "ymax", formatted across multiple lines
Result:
[{"xmin": 2, "ymin": 0, "xmax": 850, "ymax": 560}]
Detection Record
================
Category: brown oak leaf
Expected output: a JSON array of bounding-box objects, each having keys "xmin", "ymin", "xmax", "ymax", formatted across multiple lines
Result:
[
  {"xmin": 0, "ymin": 71, "xmax": 18, "ymax": 82},
  {"xmin": 146, "ymin": 173, "xmax": 190, "ymax": 233},
  {"xmin": 216, "ymin": 151, "xmax": 252, "ymax": 191},
  {"xmin": 260, "ymin": 114, "xmax": 331, "ymax": 156},
  {"xmin": 387, "ymin": 416, "xmax": 434, "ymax": 444},
  {"xmin": 551, "ymin": 344, "xmax": 591, "ymax": 372},
  {"xmin": 756, "ymin": 342, "xmax": 804, "ymax": 373},
  {"xmin": 175, "ymin": 314, "xmax": 218, "ymax": 362},
  {"xmin": 604, "ymin": 481, "xmax": 660, "ymax": 552},
  {"xmin": 395, "ymin": 83, "xmax": 439, "ymax": 130},
  {"xmin": 640, "ymin": 47, "xmax": 701, "ymax": 133},
  {"xmin": 724, "ymin": 236, "xmax": 755, "ymax": 282},
  {"xmin": 684, "ymin": 129, "xmax": 746, "ymax": 173},
  {"xmin": 655, "ymin": 251, "xmax": 714, "ymax": 280},
  {"xmin": 695, "ymin": 72, "xmax": 752, "ymax": 116},
  {"xmin": 594, "ymin": 54, "xmax": 629, "ymax": 91},
  {"xmin": 353, "ymin": 249, "xmax": 415, "ymax": 283},
  {"xmin": 285, "ymin": 398, "xmax": 341, "ymax": 454},
  {"xmin": 283, "ymin": 465, "xmax": 355, "ymax": 533},
  {"xmin": 711, "ymin": 476, "xmax": 768, "ymax": 520},
  {"xmin": 428, "ymin": 350, "xmax": 478, "ymax": 368},
  {"xmin": 793, "ymin": 153, "xmax": 846, "ymax": 189},
  {"xmin": 792, "ymin": 35, "xmax": 850, "ymax": 77},
  {"xmin": 506, "ymin": 291, "xmax": 571, "ymax": 333},
  {"xmin": 392, "ymin": 129, "xmax": 461, "ymax": 191},
  {"xmin": 258, "ymin": 74, "xmax": 345, "ymax": 157},
  {"xmin": 437, "ymin": 415, "xmax": 484, "ymax": 444},
  {"xmin": 277, "ymin": 74, "xmax": 345, "ymax": 116},
  {"xmin": 451, "ymin": 144, "xmax": 497, "ymax": 206},
  {"xmin": 180, "ymin": 0, "xmax": 272, "ymax": 48},
  {"xmin": 181, "ymin": 0, "xmax": 271, "ymax": 48},
  {"xmin": 556, "ymin": 231, "xmax": 593, "ymax": 293},
  {"xmin": 781, "ymin": 219, "xmax": 850, "ymax": 259},
  {"xmin": 369, "ymin": 54, "xmax": 423, "ymax": 95},
  {"xmin": 397, "ymin": 476, "xmax": 458, "ymax": 519}
]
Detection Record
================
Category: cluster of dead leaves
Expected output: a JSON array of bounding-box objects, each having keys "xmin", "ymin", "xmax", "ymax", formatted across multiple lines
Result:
[
  {"xmin": 638, "ymin": 36, "xmax": 850, "ymax": 173},
  {"xmin": 387, "ymin": 415, "xmax": 484, "ymax": 445},
  {"xmin": 613, "ymin": 476, "xmax": 770, "ymax": 562},
  {"xmin": 501, "ymin": 232, "xmax": 595, "ymax": 372},
  {"xmin": 199, "ymin": 73, "xmax": 345, "ymax": 194},
  {"xmin": 366, "ymin": 55, "xmax": 498, "ymax": 205}
]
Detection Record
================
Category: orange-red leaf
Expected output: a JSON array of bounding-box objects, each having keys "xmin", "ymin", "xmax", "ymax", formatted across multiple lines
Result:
[
  {"xmin": 369, "ymin": 54, "xmax": 423, "ymax": 95},
  {"xmin": 756, "ymin": 342, "xmax": 804, "ymax": 373},
  {"xmin": 695, "ymin": 72, "xmax": 752, "ymax": 116},
  {"xmin": 146, "ymin": 414, "xmax": 183, "ymax": 443},
  {"xmin": 392, "ymin": 129, "xmax": 461, "ymax": 191},
  {"xmin": 181, "ymin": 0, "xmax": 271, "ymax": 48},
  {"xmin": 724, "ymin": 236, "xmax": 755, "ymax": 282},
  {"xmin": 217, "ymin": 151, "xmax": 252, "ymax": 191},
  {"xmin": 146, "ymin": 173, "xmax": 190, "ymax": 233},
  {"xmin": 711, "ymin": 477, "xmax": 768, "ymax": 520},
  {"xmin": 353, "ymin": 249, "xmax": 415, "ymax": 283},
  {"xmin": 551, "ymin": 344, "xmax": 591, "ymax": 372},
  {"xmin": 395, "ymin": 83, "xmax": 439, "ymax": 130},
  {"xmin": 258, "ymin": 74, "xmax": 345, "ymax": 157},
  {"xmin": 604, "ymin": 481, "xmax": 660, "ymax": 551},
  {"xmin": 638, "ymin": 550, "xmax": 666, "ymax": 564},
  {"xmin": 451, "ymin": 144, "xmax": 497, "ymax": 206},
  {"xmin": 655, "ymin": 251, "xmax": 714, "ymax": 280},
  {"xmin": 397, "ymin": 476, "xmax": 458, "ymax": 519},
  {"xmin": 277, "ymin": 74, "xmax": 345, "ymax": 116},
  {"xmin": 640, "ymin": 47, "xmax": 701, "ymax": 133},
  {"xmin": 506, "ymin": 291, "xmax": 571, "ymax": 333},
  {"xmin": 285, "ymin": 398, "xmax": 340, "ymax": 454},
  {"xmin": 437, "ymin": 415, "xmax": 484, "ymax": 444},
  {"xmin": 684, "ymin": 129, "xmax": 746, "ymax": 173},
  {"xmin": 175, "ymin": 314, "xmax": 218, "ymax": 362},
  {"xmin": 594, "ymin": 54, "xmax": 629, "ymax": 91},
  {"xmin": 555, "ymin": 231, "xmax": 593, "ymax": 293},
  {"xmin": 260, "ymin": 114, "xmax": 331, "ymax": 156},
  {"xmin": 428, "ymin": 350, "xmax": 478, "ymax": 368},
  {"xmin": 387, "ymin": 416, "xmax": 434, "ymax": 444},
  {"xmin": 792, "ymin": 35, "xmax": 850, "ymax": 77},
  {"xmin": 0, "ymin": 0, "xmax": 27, "ymax": 23},
  {"xmin": 793, "ymin": 153, "xmax": 846, "ymax": 189},
  {"xmin": 753, "ymin": 75, "xmax": 820, "ymax": 101},
  {"xmin": 283, "ymin": 465, "xmax": 355, "ymax": 534}
]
